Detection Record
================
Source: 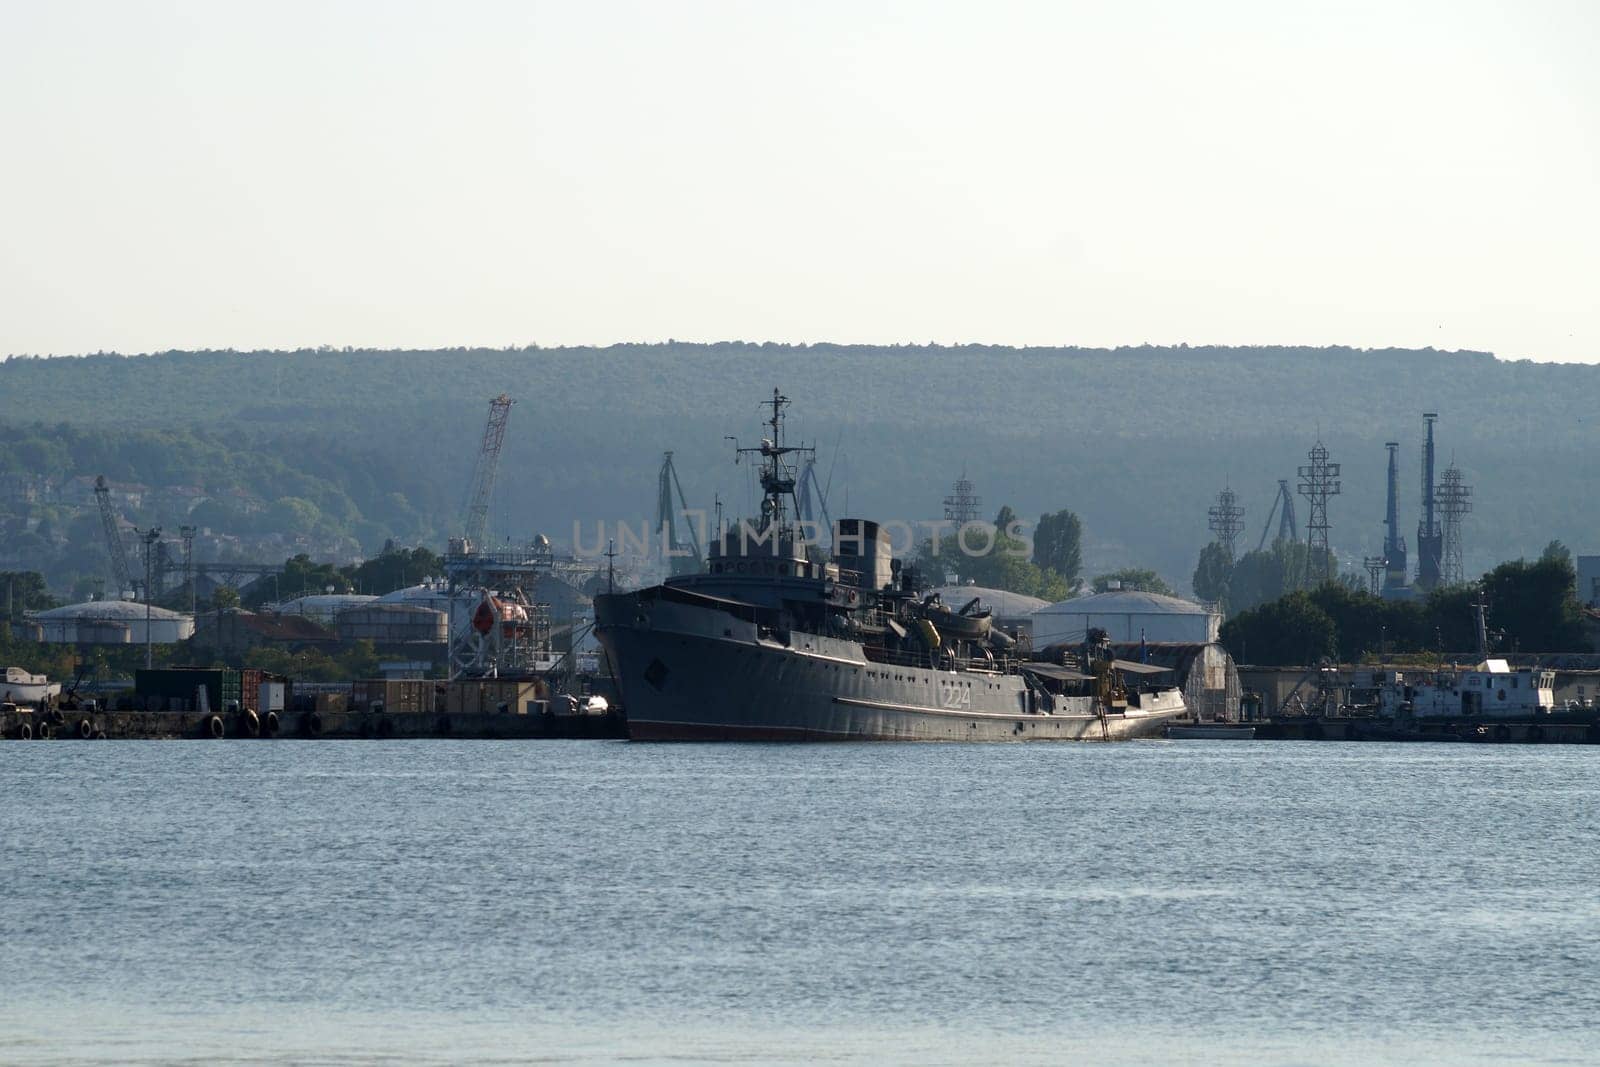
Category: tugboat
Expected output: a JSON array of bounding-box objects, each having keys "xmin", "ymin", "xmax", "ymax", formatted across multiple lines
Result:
[{"xmin": 595, "ymin": 389, "xmax": 1187, "ymax": 741}]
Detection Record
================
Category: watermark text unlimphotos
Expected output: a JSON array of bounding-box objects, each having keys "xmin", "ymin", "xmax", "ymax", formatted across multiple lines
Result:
[{"xmin": 571, "ymin": 513, "xmax": 1032, "ymax": 559}]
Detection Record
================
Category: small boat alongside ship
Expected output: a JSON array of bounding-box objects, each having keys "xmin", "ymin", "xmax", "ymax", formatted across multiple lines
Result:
[{"xmin": 595, "ymin": 389, "xmax": 1188, "ymax": 741}]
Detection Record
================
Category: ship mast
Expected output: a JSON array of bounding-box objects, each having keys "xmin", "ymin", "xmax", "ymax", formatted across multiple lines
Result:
[{"xmin": 734, "ymin": 388, "xmax": 814, "ymax": 536}]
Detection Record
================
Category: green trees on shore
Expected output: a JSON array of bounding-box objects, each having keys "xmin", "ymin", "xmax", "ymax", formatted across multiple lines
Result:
[{"xmin": 1219, "ymin": 555, "xmax": 1591, "ymax": 664}]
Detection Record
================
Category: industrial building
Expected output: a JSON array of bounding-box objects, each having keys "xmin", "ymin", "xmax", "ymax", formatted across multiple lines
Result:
[
  {"xmin": 1578, "ymin": 556, "xmax": 1600, "ymax": 608},
  {"xmin": 28, "ymin": 599, "xmax": 195, "ymax": 645},
  {"xmin": 1030, "ymin": 589, "xmax": 1221, "ymax": 645}
]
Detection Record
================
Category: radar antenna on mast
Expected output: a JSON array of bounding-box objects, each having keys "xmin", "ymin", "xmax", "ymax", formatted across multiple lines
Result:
[{"xmin": 729, "ymin": 388, "xmax": 814, "ymax": 535}]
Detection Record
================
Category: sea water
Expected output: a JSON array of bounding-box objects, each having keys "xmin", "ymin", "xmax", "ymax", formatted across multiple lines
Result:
[{"xmin": 2, "ymin": 739, "xmax": 1596, "ymax": 1065}]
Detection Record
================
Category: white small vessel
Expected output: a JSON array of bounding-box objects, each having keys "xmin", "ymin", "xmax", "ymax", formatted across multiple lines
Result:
[{"xmin": 3, "ymin": 667, "xmax": 61, "ymax": 706}]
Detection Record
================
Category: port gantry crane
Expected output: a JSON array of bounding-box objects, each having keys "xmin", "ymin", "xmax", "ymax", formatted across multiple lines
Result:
[
  {"xmin": 445, "ymin": 393, "xmax": 561, "ymax": 680},
  {"xmin": 656, "ymin": 451, "xmax": 703, "ymax": 576},
  {"xmin": 94, "ymin": 475, "xmax": 136, "ymax": 599},
  {"xmin": 795, "ymin": 455, "xmax": 835, "ymax": 549},
  {"xmin": 461, "ymin": 393, "xmax": 515, "ymax": 555},
  {"xmin": 1255, "ymin": 478, "xmax": 1300, "ymax": 553}
]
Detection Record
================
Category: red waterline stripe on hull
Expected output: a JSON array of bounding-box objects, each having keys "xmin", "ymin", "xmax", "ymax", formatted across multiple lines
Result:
[{"xmin": 627, "ymin": 720, "xmax": 861, "ymax": 741}]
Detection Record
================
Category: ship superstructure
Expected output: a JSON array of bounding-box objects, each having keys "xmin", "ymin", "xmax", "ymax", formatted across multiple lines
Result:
[{"xmin": 595, "ymin": 390, "xmax": 1186, "ymax": 741}]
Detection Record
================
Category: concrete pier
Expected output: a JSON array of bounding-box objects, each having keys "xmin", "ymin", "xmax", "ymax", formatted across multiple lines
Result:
[{"xmin": 1, "ymin": 705, "xmax": 626, "ymax": 741}]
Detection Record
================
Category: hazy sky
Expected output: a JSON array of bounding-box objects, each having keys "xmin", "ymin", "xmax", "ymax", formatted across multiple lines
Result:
[{"xmin": 2, "ymin": 0, "xmax": 1596, "ymax": 361}]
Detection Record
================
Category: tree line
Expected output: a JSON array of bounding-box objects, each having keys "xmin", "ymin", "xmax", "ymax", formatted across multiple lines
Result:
[{"xmin": 1219, "ymin": 546, "xmax": 1590, "ymax": 665}]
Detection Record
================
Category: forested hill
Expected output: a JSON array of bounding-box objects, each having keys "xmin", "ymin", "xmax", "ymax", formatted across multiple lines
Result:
[{"xmin": 2, "ymin": 343, "xmax": 1595, "ymax": 589}]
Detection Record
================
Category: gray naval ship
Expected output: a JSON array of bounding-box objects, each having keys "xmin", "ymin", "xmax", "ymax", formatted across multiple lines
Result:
[{"xmin": 595, "ymin": 390, "xmax": 1186, "ymax": 741}]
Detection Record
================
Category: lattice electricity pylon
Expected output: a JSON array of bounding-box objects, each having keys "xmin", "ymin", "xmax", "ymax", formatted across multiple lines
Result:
[
  {"xmin": 1297, "ymin": 442, "xmax": 1341, "ymax": 586},
  {"xmin": 1436, "ymin": 464, "xmax": 1473, "ymax": 586},
  {"xmin": 1363, "ymin": 556, "xmax": 1387, "ymax": 596},
  {"xmin": 943, "ymin": 471, "xmax": 981, "ymax": 526},
  {"xmin": 1208, "ymin": 487, "xmax": 1245, "ymax": 561}
]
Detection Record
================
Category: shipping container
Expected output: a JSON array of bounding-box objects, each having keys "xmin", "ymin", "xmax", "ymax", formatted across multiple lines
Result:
[
  {"xmin": 445, "ymin": 678, "xmax": 548, "ymax": 716},
  {"xmin": 136, "ymin": 667, "xmax": 287, "ymax": 712},
  {"xmin": 350, "ymin": 679, "xmax": 440, "ymax": 714},
  {"xmin": 137, "ymin": 668, "xmax": 232, "ymax": 713}
]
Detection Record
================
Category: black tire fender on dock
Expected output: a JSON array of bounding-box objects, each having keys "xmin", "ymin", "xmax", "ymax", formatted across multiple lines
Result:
[
  {"xmin": 206, "ymin": 714, "xmax": 225, "ymax": 739},
  {"xmin": 239, "ymin": 708, "xmax": 261, "ymax": 737},
  {"xmin": 93, "ymin": 729, "xmax": 108, "ymax": 740},
  {"xmin": 38, "ymin": 721, "xmax": 54, "ymax": 740},
  {"xmin": 78, "ymin": 718, "xmax": 93, "ymax": 740},
  {"xmin": 264, "ymin": 710, "xmax": 280, "ymax": 736},
  {"xmin": 16, "ymin": 721, "xmax": 33, "ymax": 741}
]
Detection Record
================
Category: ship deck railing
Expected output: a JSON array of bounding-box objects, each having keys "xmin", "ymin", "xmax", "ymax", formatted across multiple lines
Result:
[{"xmin": 862, "ymin": 644, "xmax": 1022, "ymax": 674}]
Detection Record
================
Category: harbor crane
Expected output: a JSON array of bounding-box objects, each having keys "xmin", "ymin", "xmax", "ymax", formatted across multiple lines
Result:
[
  {"xmin": 795, "ymin": 455, "xmax": 834, "ymax": 547},
  {"xmin": 93, "ymin": 475, "xmax": 136, "ymax": 599},
  {"xmin": 1254, "ymin": 479, "xmax": 1300, "ymax": 553},
  {"xmin": 656, "ymin": 451, "xmax": 703, "ymax": 576},
  {"xmin": 461, "ymin": 394, "xmax": 514, "ymax": 554}
]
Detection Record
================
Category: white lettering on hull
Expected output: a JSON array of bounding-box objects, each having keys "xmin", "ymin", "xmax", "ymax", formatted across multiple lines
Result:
[{"xmin": 937, "ymin": 681, "xmax": 972, "ymax": 710}]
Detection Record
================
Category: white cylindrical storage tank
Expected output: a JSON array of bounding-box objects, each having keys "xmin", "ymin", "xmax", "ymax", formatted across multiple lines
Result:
[
  {"xmin": 336, "ymin": 604, "xmax": 449, "ymax": 644},
  {"xmin": 376, "ymin": 582, "xmax": 476, "ymax": 641},
  {"xmin": 29, "ymin": 600, "xmax": 195, "ymax": 644},
  {"xmin": 273, "ymin": 594, "xmax": 378, "ymax": 625},
  {"xmin": 1030, "ymin": 590, "xmax": 1220, "ymax": 645}
]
